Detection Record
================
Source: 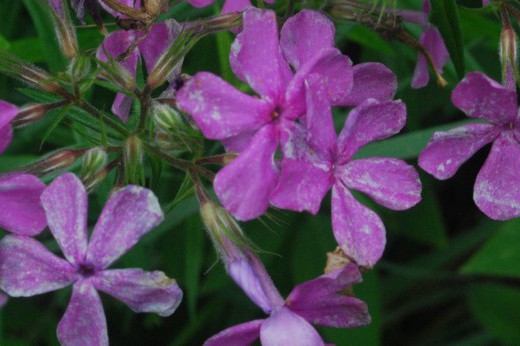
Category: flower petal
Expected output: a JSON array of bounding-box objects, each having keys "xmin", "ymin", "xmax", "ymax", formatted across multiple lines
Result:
[
  {"xmin": 0, "ymin": 235, "xmax": 76, "ymax": 297},
  {"xmin": 287, "ymin": 264, "xmax": 371, "ymax": 328},
  {"xmin": 451, "ymin": 72, "xmax": 517, "ymax": 125},
  {"xmin": 337, "ymin": 158, "xmax": 422, "ymax": 211},
  {"xmin": 92, "ymin": 269, "xmax": 182, "ymax": 316},
  {"xmin": 222, "ymin": 0, "xmax": 251, "ymax": 13},
  {"xmin": 86, "ymin": 186, "xmax": 164, "ymax": 269},
  {"xmin": 99, "ymin": 0, "xmax": 136, "ymax": 17},
  {"xmin": 338, "ymin": 99, "xmax": 406, "ymax": 163},
  {"xmin": 260, "ymin": 307, "xmax": 324, "ymax": 346},
  {"xmin": 97, "ymin": 29, "xmax": 138, "ymax": 75},
  {"xmin": 230, "ymin": 8, "xmax": 292, "ymax": 103},
  {"xmin": 280, "ymin": 10, "xmax": 335, "ymax": 69},
  {"xmin": 419, "ymin": 123, "xmax": 500, "ymax": 180},
  {"xmin": 187, "ymin": 0, "xmax": 214, "ymax": 8},
  {"xmin": 221, "ymin": 130, "xmax": 257, "ymax": 153},
  {"xmin": 0, "ymin": 101, "xmax": 18, "ymax": 154},
  {"xmin": 412, "ymin": 27, "xmax": 449, "ymax": 89},
  {"xmin": 0, "ymin": 173, "xmax": 46, "ymax": 236},
  {"xmin": 331, "ymin": 183, "xmax": 386, "ymax": 267},
  {"xmin": 0, "ymin": 125, "xmax": 13, "ymax": 154},
  {"xmin": 474, "ymin": 132, "xmax": 520, "ymax": 220},
  {"xmin": 57, "ymin": 280, "xmax": 108, "ymax": 346},
  {"xmin": 40, "ymin": 173, "xmax": 88, "ymax": 265},
  {"xmin": 204, "ymin": 319, "xmax": 264, "ymax": 346},
  {"xmin": 339, "ymin": 63, "xmax": 397, "ymax": 106},
  {"xmin": 111, "ymin": 93, "xmax": 134, "ymax": 122},
  {"xmin": 215, "ymin": 125, "xmax": 279, "ymax": 221},
  {"xmin": 138, "ymin": 20, "xmax": 181, "ymax": 74},
  {"xmin": 176, "ymin": 72, "xmax": 272, "ymax": 140}
]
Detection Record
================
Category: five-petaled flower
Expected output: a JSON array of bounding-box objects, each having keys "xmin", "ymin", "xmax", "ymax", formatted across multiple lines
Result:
[
  {"xmin": 0, "ymin": 173, "xmax": 183, "ymax": 345},
  {"xmin": 420, "ymin": 72, "xmax": 520, "ymax": 220}
]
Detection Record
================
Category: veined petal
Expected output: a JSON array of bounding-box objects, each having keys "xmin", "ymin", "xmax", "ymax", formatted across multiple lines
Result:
[
  {"xmin": 0, "ymin": 235, "xmax": 76, "ymax": 297},
  {"xmin": 0, "ymin": 173, "xmax": 46, "ymax": 236},
  {"xmin": 41, "ymin": 173, "xmax": 88, "ymax": 265},
  {"xmin": 86, "ymin": 186, "xmax": 164, "ymax": 269},
  {"xmin": 337, "ymin": 158, "xmax": 422, "ymax": 211},
  {"xmin": 338, "ymin": 99, "xmax": 406, "ymax": 163},
  {"xmin": 215, "ymin": 124, "xmax": 279, "ymax": 221},
  {"xmin": 138, "ymin": 20, "xmax": 181, "ymax": 74},
  {"xmin": 204, "ymin": 319, "xmax": 264, "ymax": 346},
  {"xmin": 176, "ymin": 72, "xmax": 272, "ymax": 140},
  {"xmin": 260, "ymin": 307, "xmax": 324, "ymax": 346},
  {"xmin": 474, "ymin": 131, "xmax": 520, "ymax": 220},
  {"xmin": 340, "ymin": 63, "xmax": 397, "ymax": 106},
  {"xmin": 230, "ymin": 8, "xmax": 292, "ymax": 103},
  {"xmin": 452, "ymin": 72, "xmax": 517, "ymax": 125},
  {"xmin": 412, "ymin": 27, "xmax": 449, "ymax": 89},
  {"xmin": 287, "ymin": 264, "xmax": 371, "ymax": 328},
  {"xmin": 57, "ymin": 280, "xmax": 108, "ymax": 346},
  {"xmin": 331, "ymin": 183, "xmax": 386, "ymax": 267},
  {"xmin": 419, "ymin": 123, "xmax": 500, "ymax": 180},
  {"xmin": 92, "ymin": 269, "xmax": 182, "ymax": 317},
  {"xmin": 280, "ymin": 10, "xmax": 335, "ymax": 69}
]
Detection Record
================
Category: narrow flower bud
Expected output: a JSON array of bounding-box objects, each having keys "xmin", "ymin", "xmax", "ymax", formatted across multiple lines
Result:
[
  {"xmin": 83, "ymin": 166, "xmax": 109, "ymax": 192},
  {"xmin": 50, "ymin": 0, "xmax": 79, "ymax": 59},
  {"xmin": 81, "ymin": 147, "xmax": 108, "ymax": 180},
  {"xmin": 143, "ymin": 0, "xmax": 168, "ymax": 16},
  {"xmin": 23, "ymin": 149, "xmax": 79, "ymax": 176},
  {"xmin": 98, "ymin": 58, "xmax": 136, "ymax": 91},
  {"xmin": 500, "ymin": 24, "xmax": 518, "ymax": 89},
  {"xmin": 11, "ymin": 104, "xmax": 49, "ymax": 128},
  {"xmin": 67, "ymin": 55, "xmax": 92, "ymax": 82},
  {"xmin": 152, "ymin": 104, "xmax": 202, "ymax": 153},
  {"xmin": 123, "ymin": 134, "xmax": 144, "ymax": 184}
]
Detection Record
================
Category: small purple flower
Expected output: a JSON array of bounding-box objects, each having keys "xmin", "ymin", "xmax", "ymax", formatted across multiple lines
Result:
[
  {"xmin": 97, "ymin": 17, "xmax": 181, "ymax": 120},
  {"xmin": 419, "ymin": 72, "xmax": 520, "ymax": 220},
  {"xmin": 187, "ymin": 0, "xmax": 275, "ymax": 13},
  {"xmin": 0, "ymin": 173, "xmax": 183, "ymax": 345},
  {"xmin": 0, "ymin": 101, "xmax": 19, "ymax": 154},
  {"xmin": 205, "ymin": 263, "xmax": 370, "ymax": 345},
  {"xmin": 177, "ymin": 9, "xmax": 353, "ymax": 221},
  {"xmin": 399, "ymin": 0, "xmax": 449, "ymax": 88},
  {"xmin": 0, "ymin": 173, "xmax": 47, "ymax": 236}
]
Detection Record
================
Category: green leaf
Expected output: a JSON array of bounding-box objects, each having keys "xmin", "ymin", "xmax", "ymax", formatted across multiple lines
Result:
[
  {"xmin": 468, "ymin": 283, "xmax": 520, "ymax": 344},
  {"xmin": 461, "ymin": 218, "xmax": 520, "ymax": 277},
  {"xmin": 184, "ymin": 217, "xmax": 205, "ymax": 321},
  {"xmin": 430, "ymin": 0, "xmax": 465, "ymax": 78},
  {"xmin": 0, "ymin": 33, "xmax": 9, "ymax": 49},
  {"xmin": 39, "ymin": 104, "xmax": 72, "ymax": 149}
]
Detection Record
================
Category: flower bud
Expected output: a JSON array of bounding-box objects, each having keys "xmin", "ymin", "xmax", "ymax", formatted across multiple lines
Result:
[
  {"xmin": 50, "ymin": 1, "xmax": 79, "ymax": 59},
  {"xmin": 153, "ymin": 104, "xmax": 182, "ymax": 131},
  {"xmin": 500, "ymin": 24, "xmax": 517, "ymax": 89},
  {"xmin": 81, "ymin": 147, "xmax": 108, "ymax": 180},
  {"xmin": 143, "ymin": 0, "xmax": 168, "ymax": 16},
  {"xmin": 99, "ymin": 58, "xmax": 136, "ymax": 91},
  {"xmin": 11, "ymin": 104, "xmax": 49, "ymax": 128},
  {"xmin": 24, "ymin": 149, "xmax": 79, "ymax": 176},
  {"xmin": 83, "ymin": 167, "xmax": 109, "ymax": 192},
  {"xmin": 123, "ymin": 134, "xmax": 144, "ymax": 184},
  {"xmin": 67, "ymin": 55, "xmax": 92, "ymax": 82},
  {"xmin": 152, "ymin": 104, "xmax": 202, "ymax": 153}
]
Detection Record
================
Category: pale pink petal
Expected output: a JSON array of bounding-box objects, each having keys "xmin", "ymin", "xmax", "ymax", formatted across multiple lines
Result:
[
  {"xmin": 260, "ymin": 307, "xmax": 324, "ymax": 346},
  {"xmin": 0, "ymin": 235, "xmax": 76, "ymax": 297},
  {"xmin": 0, "ymin": 173, "xmax": 46, "ymax": 236},
  {"xmin": 57, "ymin": 280, "xmax": 108, "ymax": 346},
  {"xmin": 280, "ymin": 10, "xmax": 335, "ymax": 69},
  {"xmin": 86, "ymin": 186, "xmax": 164, "ymax": 269},
  {"xmin": 230, "ymin": 8, "xmax": 292, "ymax": 103},
  {"xmin": 92, "ymin": 269, "xmax": 182, "ymax": 316},
  {"xmin": 138, "ymin": 20, "xmax": 181, "ymax": 74},
  {"xmin": 419, "ymin": 123, "xmax": 501, "ymax": 180},
  {"xmin": 338, "ymin": 99, "xmax": 406, "ymax": 163},
  {"xmin": 285, "ymin": 48, "xmax": 353, "ymax": 118},
  {"xmin": 287, "ymin": 264, "xmax": 371, "ymax": 328},
  {"xmin": 337, "ymin": 158, "xmax": 422, "ymax": 211},
  {"xmin": 412, "ymin": 27, "xmax": 449, "ymax": 89},
  {"xmin": 41, "ymin": 173, "xmax": 88, "ymax": 265},
  {"xmin": 452, "ymin": 72, "xmax": 517, "ymax": 125},
  {"xmin": 176, "ymin": 72, "xmax": 272, "ymax": 140},
  {"xmin": 340, "ymin": 63, "xmax": 397, "ymax": 106},
  {"xmin": 474, "ymin": 131, "xmax": 520, "ymax": 220},
  {"xmin": 331, "ymin": 183, "xmax": 386, "ymax": 267},
  {"xmin": 204, "ymin": 320, "xmax": 264, "ymax": 346},
  {"xmin": 214, "ymin": 125, "xmax": 279, "ymax": 221},
  {"xmin": 222, "ymin": 0, "xmax": 251, "ymax": 13}
]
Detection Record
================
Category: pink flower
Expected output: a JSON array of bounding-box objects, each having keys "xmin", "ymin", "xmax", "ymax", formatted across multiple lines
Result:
[
  {"xmin": 419, "ymin": 72, "xmax": 520, "ymax": 220},
  {"xmin": 187, "ymin": 0, "xmax": 275, "ymax": 13},
  {"xmin": 0, "ymin": 101, "xmax": 19, "ymax": 154},
  {"xmin": 177, "ymin": 9, "xmax": 354, "ymax": 221},
  {"xmin": 0, "ymin": 173, "xmax": 183, "ymax": 345}
]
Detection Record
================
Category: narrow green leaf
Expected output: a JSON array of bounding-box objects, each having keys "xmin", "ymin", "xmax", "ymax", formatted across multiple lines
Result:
[
  {"xmin": 0, "ymin": 33, "xmax": 9, "ymax": 49},
  {"xmin": 184, "ymin": 218, "xmax": 204, "ymax": 321},
  {"xmin": 430, "ymin": 0, "xmax": 465, "ymax": 78},
  {"xmin": 39, "ymin": 104, "xmax": 71, "ymax": 149}
]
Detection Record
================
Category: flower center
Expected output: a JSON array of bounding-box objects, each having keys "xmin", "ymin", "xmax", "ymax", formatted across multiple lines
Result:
[{"xmin": 78, "ymin": 263, "xmax": 96, "ymax": 278}]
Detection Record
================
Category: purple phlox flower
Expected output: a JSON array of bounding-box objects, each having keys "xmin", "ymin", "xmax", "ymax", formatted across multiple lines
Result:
[
  {"xmin": 0, "ymin": 101, "xmax": 20, "ymax": 154},
  {"xmin": 271, "ymin": 78, "xmax": 422, "ymax": 267},
  {"xmin": 419, "ymin": 72, "xmax": 520, "ymax": 220},
  {"xmin": 187, "ymin": 0, "xmax": 275, "ymax": 14},
  {"xmin": 205, "ymin": 260, "xmax": 370, "ymax": 346},
  {"xmin": 399, "ymin": 0, "xmax": 449, "ymax": 89},
  {"xmin": 0, "ymin": 173, "xmax": 183, "ymax": 345},
  {"xmin": 177, "ymin": 9, "xmax": 354, "ymax": 221},
  {"xmin": 0, "ymin": 173, "xmax": 47, "ymax": 236},
  {"xmin": 97, "ymin": 14, "xmax": 181, "ymax": 121}
]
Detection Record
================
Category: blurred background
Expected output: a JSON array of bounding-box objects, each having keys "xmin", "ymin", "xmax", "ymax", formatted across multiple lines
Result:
[{"xmin": 1, "ymin": 0, "xmax": 519, "ymax": 345}]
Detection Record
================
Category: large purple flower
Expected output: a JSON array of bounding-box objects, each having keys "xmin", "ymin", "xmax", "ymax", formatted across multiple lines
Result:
[
  {"xmin": 97, "ymin": 14, "xmax": 181, "ymax": 121},
  {"xmin": 205, "ymin": 263, "xmax": 370, "ymax": 346},
  {"xmin": 0, "ymin": 173, "xmax": 183, "ymax": 345},
  {"xmin": 177, "ymin": 9, "xmax": 354, "ymax": 221},
  {"xmin": 187, "ymin": 0, "xmax": 275, "ymax": 13},
  {"xmin": 420, "ymin": 72, "xmax": 520, "ymax": 220}
]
